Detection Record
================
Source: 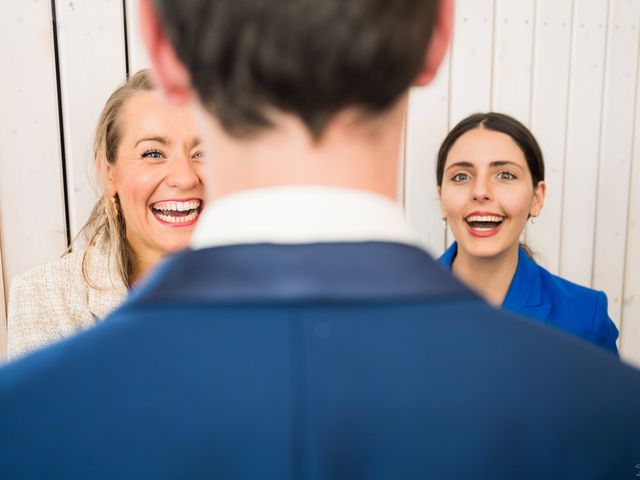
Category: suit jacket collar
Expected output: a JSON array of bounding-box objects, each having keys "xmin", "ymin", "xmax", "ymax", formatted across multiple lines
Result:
[
  {"xmin": 126, "ymin": 242, "xmax": 475, "ymax": 308},
  {"xmin": 439, "ymin": 242, "xmax": 551, "ymax": 322}
]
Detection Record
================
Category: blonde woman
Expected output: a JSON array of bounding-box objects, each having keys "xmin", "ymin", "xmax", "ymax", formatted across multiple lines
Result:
[{"xmin": 7, "ymin": 70, "xmax": 205, "ymax": 358}]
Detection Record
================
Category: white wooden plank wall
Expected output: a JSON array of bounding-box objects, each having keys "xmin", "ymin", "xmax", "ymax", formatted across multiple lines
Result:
[
  {"xmin": 526, "ymin": 0, "xmax": 573, "ymax": 273},
  {"xmin": 0, "ymin": 248, "xmax": 5, "ymax": 362},
  {"xmin": 1, "ymin": 0, "xmax": 640, "ymax": 366},
  {"xmin": 56, "ymin": 0, "xmax": 128, "ymax": 241},
  {"xmin": 405, "ymin": 51, "xmax": 451, "ymax": 255},
  {"xmin": 622, "ymin": 48, "xmax": 640, "ymax": 367},
  {"xmin": 560, "ymin": 2, "xmax": 609, "ymax": 288},
  {"xmin": 592, "ymin": 0, "xmax": 640, "ymax": 330},
  {"xmin": 0, "ymin": 0, "xmax": 68, "ymax": 359},
  {"xmin": 125, "ymin": 0, "xmax": 151, "ymax": 72}
]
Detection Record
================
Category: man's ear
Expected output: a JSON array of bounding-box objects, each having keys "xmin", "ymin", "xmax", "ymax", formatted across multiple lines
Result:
[
  {"xmin": 139, "ymin": 0, "xmax": 192, "ymax": 105},
  {"xmin": 414, "ymin": 0, "xmax": 454, "ymax": 87}
]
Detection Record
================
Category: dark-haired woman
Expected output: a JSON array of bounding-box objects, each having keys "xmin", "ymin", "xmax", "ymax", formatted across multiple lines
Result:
[{"xmin": 436, "ymin": 112, "xmax": 618, "ymax": 354}]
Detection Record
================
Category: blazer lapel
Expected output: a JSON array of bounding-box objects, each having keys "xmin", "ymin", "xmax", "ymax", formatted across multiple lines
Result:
[
  {"xmin": 439, "ymin": 242, "xmax": 457, "ymax": 269},
  {"xmin": 502, "ymin": 248, "xmax": 552, "ymax": 323}
]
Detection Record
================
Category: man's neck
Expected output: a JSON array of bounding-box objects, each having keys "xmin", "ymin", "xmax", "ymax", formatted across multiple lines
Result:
[{"xmin": 194, "ymin": 95, "xmax": 408, "ymax": 202}]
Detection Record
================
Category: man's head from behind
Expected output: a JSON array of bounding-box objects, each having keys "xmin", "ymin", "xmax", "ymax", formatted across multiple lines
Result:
[{"xmin": 142, "ymin": 0, "xmax": 452, "ymax": 140}]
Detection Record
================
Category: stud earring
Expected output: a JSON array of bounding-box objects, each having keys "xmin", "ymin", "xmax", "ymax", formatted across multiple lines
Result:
[
  {"xmin": 442, "ymin": 218, "xmax": 448, "ymax": 230},
  {"xmin": 530, "ymin": 216, "xmax": 537, "ymax": 224}
]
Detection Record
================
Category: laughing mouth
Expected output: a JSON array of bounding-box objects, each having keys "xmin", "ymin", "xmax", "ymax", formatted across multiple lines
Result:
[
  {"xmin": 465, "ymin": 214, "xmax": 505, "ymax": 231},
  {"xmin": 150, "ymin": 199, "xmax": 202, "ymax": 224}
]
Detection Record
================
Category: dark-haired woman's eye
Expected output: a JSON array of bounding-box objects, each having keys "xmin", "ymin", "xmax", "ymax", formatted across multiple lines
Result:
[
  {"xmin": 451, "ymin": 172, "xmax": 470, "ymax": 182},
  {"xmin": 497, "ymin": 171, "xmax": 516, "ymax": 180}
]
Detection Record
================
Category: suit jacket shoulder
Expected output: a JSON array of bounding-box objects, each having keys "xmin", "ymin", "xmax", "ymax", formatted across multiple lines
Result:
[{"xmin": 1, "ymin": 242, "xmax": 639, "ymax": 479}]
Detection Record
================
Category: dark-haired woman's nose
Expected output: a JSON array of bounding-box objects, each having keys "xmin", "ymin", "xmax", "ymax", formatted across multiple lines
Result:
[{"xmin": 471, "ymin": 178, "xmax": 491, "ymax": 202}]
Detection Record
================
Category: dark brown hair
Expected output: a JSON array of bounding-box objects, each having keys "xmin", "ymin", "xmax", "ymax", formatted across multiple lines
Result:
[
  {"xmin": 436, "ymin": 112, "xmax": 545, "ymax": 188},
  {"xmin": 152, "ymin": 0, "xmax": 439, "ymax": 138}
]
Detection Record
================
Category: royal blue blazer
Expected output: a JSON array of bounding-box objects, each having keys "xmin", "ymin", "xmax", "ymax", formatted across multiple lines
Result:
[{"xmin": 440, "ymin": 242, "xmax": 619, "ymax": 354}]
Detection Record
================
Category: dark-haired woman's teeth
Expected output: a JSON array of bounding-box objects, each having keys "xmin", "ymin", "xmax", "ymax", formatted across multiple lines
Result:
[
  {"xmin": 466, "ymin": 215, "xmax": 503, "ymax": 223},
  {"xmin": 466, "ymin": 215, "xmax": 504, "ymax": 231}
]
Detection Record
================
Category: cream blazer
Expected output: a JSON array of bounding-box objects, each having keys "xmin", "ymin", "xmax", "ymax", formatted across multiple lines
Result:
[{"xmin": 7, "ymin": 234, "xmax": 127, "ymax": 359}]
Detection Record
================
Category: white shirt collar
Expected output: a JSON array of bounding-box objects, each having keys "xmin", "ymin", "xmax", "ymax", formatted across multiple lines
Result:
[{"xmin": 190, "ymin": 186, "xmax": 421, "ymax": 250}]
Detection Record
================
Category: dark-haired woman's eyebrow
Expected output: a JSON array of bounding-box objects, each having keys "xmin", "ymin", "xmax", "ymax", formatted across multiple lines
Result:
[
  {"xmin": 445, "ymin": 161, "xmax": 474, "ymax": 172},
  {"xmin": 490, "ymin": 160, "xmax": 524, "ymax": 171}
]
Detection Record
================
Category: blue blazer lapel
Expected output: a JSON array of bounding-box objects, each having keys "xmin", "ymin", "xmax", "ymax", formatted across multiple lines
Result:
[
  {"xmin": 439, "ymin": 242, "xmax": 457, "ymax": 269},
  {"xmin": 502, "ymin": 248, "xmax": 552, "ymax": 323},
  {"xmin": 439, "ymin": 243, "xmax": 552, "ymax": 323}
]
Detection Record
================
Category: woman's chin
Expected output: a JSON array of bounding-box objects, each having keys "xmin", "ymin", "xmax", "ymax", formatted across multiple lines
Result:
[{"xmin": 460, "ymin": 239, "xmax": 517, "ymax": 261}]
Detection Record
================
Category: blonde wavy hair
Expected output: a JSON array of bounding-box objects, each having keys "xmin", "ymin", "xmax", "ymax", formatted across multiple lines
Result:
[{"xmin": 76, "ymin": 70, "xmax": 154, "ymax": 288}]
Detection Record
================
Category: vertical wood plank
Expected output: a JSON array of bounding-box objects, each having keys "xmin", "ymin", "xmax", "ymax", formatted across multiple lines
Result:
[
  {"xmin": 449, "ymin": 0, "xmax": 495, "ymax": 126},
  {"xmin": 560, "ymin": 0, "xmax": 609, "ymax": 286},
  {"xmin": 621, "ymin": 28, "xmax": 640, "ymax": 367},
  {"xmin": 526, "ymin": 0, "xmax": 574, "ymax": 272},
  {"xmin": 125, "ymin": 0, "xmax": 151, "ymax": 72},
  {"xmin": 592, "ymin": 0, "xmax": 640, "ymax": 330},
  {"xmin": 55, "ymin": 0, "xmax": 128, "ymax": 241},
  {"xmin": 491, "ymin": 0, "xmax": 535, "ymax": 122},
  {"xmin": 0, "ymin": 243, "xmax": 6, "ymax": 361},
  {"xmin": 405, "ymin": 52, "xmax": 451, "ymax": 257},
  {"xmin": 0, "ymin": 2, "xmax": 67, "ymax": 289}
]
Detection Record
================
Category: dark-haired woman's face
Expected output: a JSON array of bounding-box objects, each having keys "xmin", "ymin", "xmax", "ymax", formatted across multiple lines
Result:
[{"xmin": 439, "ymin": 128, "xmax": 545, "ymax": 260}]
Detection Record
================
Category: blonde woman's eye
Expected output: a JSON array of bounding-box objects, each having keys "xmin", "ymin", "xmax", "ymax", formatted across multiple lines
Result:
[
  {"xmin": 497, "ymin": 171, "xmax": 516, "ymax": 180},
  {"xmin": 141, "ymin": 149, "xmax": 164, "ymax": 159},
  {"xmin": 451, "ymin": 172, "xmax": 469, "ymax": 182},
  {"xmin": 192, "ymin": 151, "xmax": 204, "ymax": 159}
]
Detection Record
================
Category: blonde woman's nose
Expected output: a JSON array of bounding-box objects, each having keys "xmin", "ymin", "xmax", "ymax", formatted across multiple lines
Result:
[{"xmin": 166, "ymin": 156, "xmax": 200, "ymax": 190}]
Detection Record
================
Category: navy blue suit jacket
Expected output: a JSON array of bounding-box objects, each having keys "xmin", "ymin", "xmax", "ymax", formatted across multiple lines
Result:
[
  {"xmin": 1, "ymin": 242, "xmax": 639, "ymax": 479},
  {"xmin": 440, "ymin": 242, "xmax": 619, "ymax": 353}
]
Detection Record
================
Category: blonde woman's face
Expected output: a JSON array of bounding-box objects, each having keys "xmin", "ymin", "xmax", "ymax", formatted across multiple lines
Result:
[
  {"xmin": 106, "ymin": 91, "xmax": 205, "ymax": 266},
  {"xmin": 439, "ymin": 128, "xmax": 545, "ymax": 260}
]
